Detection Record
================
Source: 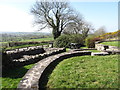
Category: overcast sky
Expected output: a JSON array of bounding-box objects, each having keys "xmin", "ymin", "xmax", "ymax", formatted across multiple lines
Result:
[{"xmin": 0, "ymin": 0, "xmax": 119, "ymax": 33}]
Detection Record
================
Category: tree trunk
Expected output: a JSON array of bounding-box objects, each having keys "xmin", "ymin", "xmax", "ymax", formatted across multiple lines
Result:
[{"xmin": 52, "ymin": 27, "xmax": 61, "ymax": 39}]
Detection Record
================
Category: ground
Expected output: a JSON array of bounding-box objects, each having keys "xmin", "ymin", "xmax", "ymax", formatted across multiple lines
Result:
[{"xmin": 47, "ymin": 55, "xmax": 118, "ymax": 88}]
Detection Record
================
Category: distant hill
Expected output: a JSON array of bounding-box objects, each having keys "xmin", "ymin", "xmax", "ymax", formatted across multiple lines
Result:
[
  {"xmin": 1, "ymin": 32, "xmax": 52, "ymax": 42},
  {"xmin": 0, "ymin": 31, "xmax": 51, "ymax": 35}
]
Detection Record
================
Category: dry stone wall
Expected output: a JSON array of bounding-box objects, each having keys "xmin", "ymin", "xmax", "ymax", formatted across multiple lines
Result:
[
  {"xmin": 6, "ymin": 46, "xmax": 45, "ymax": 59},
  {"xmin": 95, "ymin": 43, "xmax": 109, "ymax": 51},
  {"xmin": 2, "ymin": 47, "xmax": 66, "ymax": 70},
  {"xmin": 95, "ymin": 41, "xmax": 120, "ymax": 54},
  {"xmin": 17, "ymin": 51, "xmax": 91, "ymax": 89}
]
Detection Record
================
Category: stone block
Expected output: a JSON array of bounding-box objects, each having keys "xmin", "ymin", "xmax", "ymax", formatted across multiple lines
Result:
[{"xmin": 91, "ymin": 52, "xmax": 109, "ymax": 56}]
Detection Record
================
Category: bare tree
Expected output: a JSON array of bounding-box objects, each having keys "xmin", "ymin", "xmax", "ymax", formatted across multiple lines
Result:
[
  {"xmin": 81, "ymin": 22, "xmax": 93, "ymax": 39},
  {"xmin": 31, "ymin": 0, "xmax": 77, "ymax": 39},
  {"xmin": 63, "ymin": 16, "xmax": 93, "ymax": 39},
  {"xmin": 63, "ymin": 16, "xmax": 83, "ymax": 34},
  {"xmin": 94, "ymin": 26, "xmax": 106, "ymax": 36}
]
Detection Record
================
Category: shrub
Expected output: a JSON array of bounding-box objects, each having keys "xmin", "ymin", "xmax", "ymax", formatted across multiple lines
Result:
[
  {"xmin": 54, "ymin": 34, "xmax": 85, "ymax": 48},
  {"xmin": 54, "ymin": 35, "xmax": 71, "ymax": 48},
  {"xmin": 96, "ymin": 30, "xmax": 120, "ymax": 40},
  {"xmin": 85, "ymin": 37, "xmax": 102, "ymax": 48},
  {"xmin": 70, "ymin": 34, "xmax": 84, "ymax": 45}
]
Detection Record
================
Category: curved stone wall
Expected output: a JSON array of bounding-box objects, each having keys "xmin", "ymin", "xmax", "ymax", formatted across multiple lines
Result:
[
  {"xmin": 6, "ymin": 46, "xmax": 45, "ymax": 59},
  {"xmin": 2, "ymin": 48, "xmax": 66, "ymax": 70},
  {"xmin": 17, "ymin": 51, "xmax": 91, "ymax": 89}
]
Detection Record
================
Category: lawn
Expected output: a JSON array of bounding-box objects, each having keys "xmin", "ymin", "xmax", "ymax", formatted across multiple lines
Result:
[
  {"xmin": 47, "ymin": 55, "xmax": 118, "ymax": 88},
  {"xmin": 1, "ymin": 64, "xmax": 34, "ymax": 88},
  {"xmin": 101, "ymin": 41, "xmax": 120, "ymax": 48},
  {"xmin": 87, "ymin": 49, "xmax": 100, "ymax": 52},
  {"xmin": 80, "ymin": 47, "xmax": 101, "ymax": 52}
]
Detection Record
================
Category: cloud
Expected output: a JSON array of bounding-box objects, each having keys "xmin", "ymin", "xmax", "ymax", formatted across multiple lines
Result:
[
  {"xmin": 0, "ymin": 5, "xmax": 35, "ymax": 32},
  {"xmin": 0, "ymin": 5, "xmax": 52, "ymax": 33},
  {"xmin": 0, "ymin": 0, "xmax": 35, "ymax": 3}
]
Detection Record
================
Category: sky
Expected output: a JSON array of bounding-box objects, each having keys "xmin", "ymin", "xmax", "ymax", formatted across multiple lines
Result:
[
  {"xmin": 0, "ymin": 0, "xmax": 119, "ymax": 33},
  {"xmin": 70, "ymin": 2, "xmax": 118, "ymax": 32}
]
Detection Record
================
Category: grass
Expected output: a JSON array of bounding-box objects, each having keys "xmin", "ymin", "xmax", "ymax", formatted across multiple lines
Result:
[
  {"xmin": 66, "ymin": 48, "xmax": 71, "ymax": 52},
  {"xmin": 1, "ymin": 64, "xmax": 35, "ymax": 88},
  {"xmin": 1, "ymin": 37, "xmax": 53, "ymax": 51},
  {"xmin": 0, "ymin": 38, "xmax": 53, "ymax": 44},
  {"xmin": 47, "ymin": 55, "xmax": 118, "ymax": 88},
  {"xmin": 21, "ymin": 38, "xmax": 53, "ymax": 42},
  {"xmin": 0, "ymin": 42, "xmax": 8, "ymax": 44},
  {"xmin": 87, "ymin": 50, "xmax": 101, "ymax": 52},
  {"xmin": 101, "ymin": 41, "xmax": 120, "ymax": 48},
  {"xmin": 80, "ymin": 47, "xmax": 101, "ymax": 52}
]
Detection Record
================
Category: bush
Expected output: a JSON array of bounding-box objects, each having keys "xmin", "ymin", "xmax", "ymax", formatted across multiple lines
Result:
[
  {"xmin": 96, "ymin": 30, "xmax": 120, "ymax": 40},
  {"xmin": 85, "ymin": 37, "xmax": 101, "ymax": 48},
  {"xmin": 54, "ymin": 34, "xmax": 84, "ymax": 48},
  {"xmin": 70, "ymin": 34, "xmax": 84, "ymax": 45},
  {"xmin": 54, "ymin": 35, "xmax": 71, "ymax": 48}
]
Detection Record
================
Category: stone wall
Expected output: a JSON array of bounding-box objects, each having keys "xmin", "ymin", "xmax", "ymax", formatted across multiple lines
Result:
[
  {"xmin": 95, "ymin": 43, "xmax": 109, "ymax": 51},
  {"xmin": 95, "ymin": 41, "xmax": 120, "ymax": 54},
  {"xmin": 6, "ymin": 46, "xmax": 45, "ymax": 59},
  {"xmin": 2, "ymin": 48, "xmax": 66, "ymax": 70},
  {"xmin": 17, "ymin": 51, "xmax": 91, "ymax": 89}
]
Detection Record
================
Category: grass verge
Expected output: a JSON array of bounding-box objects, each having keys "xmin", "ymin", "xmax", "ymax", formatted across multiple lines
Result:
[
  {"xmin": 87, "ymin": 50, "xmax": 101, "ymax": 52},
  {"xmin": 101, "ymin": 41, "xmax": 120, "ymax": 48},
  {"xmin": 1, "ymin": 64, "xmax": 34, "ymax": 88},
  {"xmin": 47, "ymin": 55, "xmax": 118, "ymax": 88}
]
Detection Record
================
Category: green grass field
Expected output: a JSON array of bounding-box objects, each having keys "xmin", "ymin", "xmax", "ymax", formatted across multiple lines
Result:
[
  {"xmin": 1, "ymin": 37, "xmax": 53, "ymax": 51},
  {"xmin": 1, "ymin": 64, "xmax": 34, "ymax": 88},
  {"xmin": 101, "ymin": 41, "xmax": 120, "ymax": 48},
  {"xmin": 20, "ymin": 38, "xmax": 53, "ymax": 42},
  {"xmin": 0, "ymin": 38, "xmax": 53, "ymax": 43},
  {"xmin": 47, "ymin": 55, "xmax": 118, "ymax": 88}
]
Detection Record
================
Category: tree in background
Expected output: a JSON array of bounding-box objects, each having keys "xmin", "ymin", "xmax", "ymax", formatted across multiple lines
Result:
[
  {"xmin": 94, "ymin": 26, "xmax": 106, "ymax": 36},
  {"xmin": 31, "ymin": 0, "xmax": 78, "ymax": 39},
  {"xmin": 63, "ymin": 16, "xmax": 93, "ymax": 39},
  {"xmin": 81, "ymin": 22, "xmax": 93, "ymax": 39},
  {"xmin": 63, "ymin": 16, "xmax": 83, "ymax": 34}
]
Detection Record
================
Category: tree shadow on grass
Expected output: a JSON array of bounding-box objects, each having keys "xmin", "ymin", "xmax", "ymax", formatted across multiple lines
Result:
[{"xmin": 2, "ymin": 67, "xmax": 29, "ymax": 79}]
